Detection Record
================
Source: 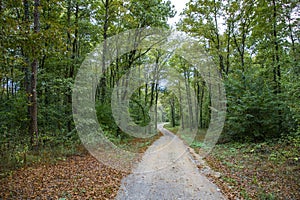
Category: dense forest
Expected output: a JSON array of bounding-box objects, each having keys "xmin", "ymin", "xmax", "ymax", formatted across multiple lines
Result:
[
  {"xmin": 0, "ymin": 0, "xmax": 299, "ymax": 196},
  {"xmin": 0, "ymin": 0, "xmax": 300, "ymax": 199},
  {"xmin": 179, "ymin": 0, "xmax": 299, "ymax": 141},
  {"xmin": 0, "ymin": 0, "xmax": 176, "ymax": 156}
]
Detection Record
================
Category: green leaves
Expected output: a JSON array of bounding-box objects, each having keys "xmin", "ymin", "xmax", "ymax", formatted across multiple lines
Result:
[{"xmin": 179, "ymin": 0, "xmax": 300, "ymax": 142}]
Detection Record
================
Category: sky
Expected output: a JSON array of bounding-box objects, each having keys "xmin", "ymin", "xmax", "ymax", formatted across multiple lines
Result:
[{"xmin": 168, "ymin": 0, "xmax": 190, "ymax": 26}]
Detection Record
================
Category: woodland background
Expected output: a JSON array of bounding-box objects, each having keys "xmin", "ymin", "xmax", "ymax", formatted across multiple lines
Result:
[{"xmin": 0, "ymin": 0, "xmax": 299, "ymax": 199}]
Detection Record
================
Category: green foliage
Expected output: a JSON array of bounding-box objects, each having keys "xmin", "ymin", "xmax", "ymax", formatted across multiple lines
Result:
[
  {"xmin": 124, "ymin": 0, "xmax": 175, "ymax": 28},
  {"xmin": 179, "ymin": 0, "xmax": 299, "ymax": 142},
  {"xmin": 0, "ymin": 0, "xmax": 299, "ymax": 180},
  {"xmin": 129, "ymin": 94, "xmax": 151, "ymax": 127},
  {"xmin": 0, "ymin": 0, "xmax": 175, "ymax": 171},
  {"xmin": 163, "ymin": 124, "xmax": 179, "ymax": 133},
  {"xmin": 0, "ymin": 92, "xmax": 29, "ymax": 137},
  {"xmin": 190, "ymin": 141, "xmax": 204, "ymax": 149},
  {"xmin": 224, "ymin": 69, "xmax": 282, "ymax": 141},
  {"xmin": 95, "ymin": 102, "xmax": 119, "ymax": 135},
  {"xmin": 257, "ymin": 192, "xmax": 276, "ymax": 200},
  {"xmin": 0, "ymin": 0, "xmax": 173, "ymax": 173}
]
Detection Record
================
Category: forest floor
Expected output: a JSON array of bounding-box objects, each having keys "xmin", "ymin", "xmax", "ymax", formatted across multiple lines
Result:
[
  {"xmin": 1, "ymin": 127, "xmax": 299, "ymax": 199},
  {"xmin": 0, "ymin": 154, "xmax": 126, "ymax": 199},
  {"xmin": 0, "ymin": 125, "xmax": 226, "ymax": 200},
  {"xmin": 203, "ymin": 141, "xmax": 300, "ymax": 200},
  {"xmin": 0, "ymin": 134, "xmax": 161, "ymax": 199}
]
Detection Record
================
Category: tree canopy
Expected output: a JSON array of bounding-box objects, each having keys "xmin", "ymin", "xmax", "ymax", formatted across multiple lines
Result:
[{"xmin": 0, "ymin": 0, "xmax": 299, "ymax": 171}]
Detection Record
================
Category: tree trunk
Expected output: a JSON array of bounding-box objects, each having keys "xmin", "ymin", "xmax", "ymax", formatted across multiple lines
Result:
[
  {"xmin": 194, "ymin": 70, "xmax": 200, "ymax": 129},
  {"xmin": 287, "ymin": 15, "xmax": 297, "ymax": 68},
  {"xmin": 22, "ymin": 0, "xmax": 32, "ymax": 137},
  {"xmin": 272, "ymin": 0, "xmax": 282, "ymax": 135},
  {"xmin": 155, "ymin": 82, "xmax": 159, "ymax": 130},
  {"xmin": 225, "ymin": 18, "xmax": 232, "ymax": 75},
  {"xmin": 67, "ymin": 1, "xmax": 79, "ymax": 132},
  {"xmin": 100, "ymin": 0, "xmax": 110, "ymax": 103},
  {"xmin": 170, "ymin": 96, "xmax": 175, "ymax": 127},
  {"xmin": 200, "ymin": 81, "xmax": 205, "ymax": 129},
  {"xmin": 30, "ymin": 0, "xmax": 40, "ymax": 149},
  {"xmin": 272, "ymin": 0, "xmax": 281, "ymax": 94},
  {"xmin": 178, "ymin": 81, "xmax": 184, "ymax": 129},
  {"xmin": 213, "ymin": 0, "xmax": 225, "ymax": 75},
  {"xmin": 184, "ymin": 69, "xmax": 193, "ymax": 130}
]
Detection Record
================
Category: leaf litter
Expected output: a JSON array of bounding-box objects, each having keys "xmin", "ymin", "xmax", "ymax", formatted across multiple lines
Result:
[{"xmin": 0, "ymin": 154, "xmax": 127, "ymax": 199}]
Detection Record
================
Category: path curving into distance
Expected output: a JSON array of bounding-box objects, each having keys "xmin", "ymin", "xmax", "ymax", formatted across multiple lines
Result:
[{"xmin": 115, "ymin": 124, "xmax": 226, "ymax": 200}]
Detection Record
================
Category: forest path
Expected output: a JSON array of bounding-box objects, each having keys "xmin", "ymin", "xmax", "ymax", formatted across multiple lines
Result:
[{"xmin": 115, "ymin": 124, "xmax": 226, "ymax": 200}]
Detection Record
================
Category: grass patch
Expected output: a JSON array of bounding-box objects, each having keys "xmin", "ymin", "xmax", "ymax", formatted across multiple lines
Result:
[
  {"xmin": 164, "ymin": 124, "xmax": 207, "ymax": 146},
  {"xmin": 163, "ymin": 124, "xmax": 179, "ymax": 134}
]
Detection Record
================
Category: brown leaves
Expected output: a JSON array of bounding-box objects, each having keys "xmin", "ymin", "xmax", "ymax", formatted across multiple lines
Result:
[
  {"xmin": 0, "ymin": 154, "xmax": 128, "ymax": 199},
  {"xmin": 0, "ymin": 131, "xmax": 163, "ymax": 199},
  {"xmin": 203, "ymin": 143, "xmax": 300, "ymax": 200}
]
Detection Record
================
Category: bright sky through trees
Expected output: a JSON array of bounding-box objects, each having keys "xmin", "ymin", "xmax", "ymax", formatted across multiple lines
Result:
[
  {"xmin": 168, "ymin": 0, "xmax": 226, "ymax": 33},
  {"xmin": 168, "ymin": 0, "xmax": 189, "ymax": 25}
]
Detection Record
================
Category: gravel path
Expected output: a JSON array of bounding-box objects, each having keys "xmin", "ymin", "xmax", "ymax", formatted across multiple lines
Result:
[{"xmin": 116, "ymin": 124, "xmax": 226, "ymax": 200}]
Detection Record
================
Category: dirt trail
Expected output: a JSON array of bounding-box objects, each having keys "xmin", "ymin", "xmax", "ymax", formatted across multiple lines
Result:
[{"xmin": 116, "ymin": 124, "xmax": 226, "ymax": 200}]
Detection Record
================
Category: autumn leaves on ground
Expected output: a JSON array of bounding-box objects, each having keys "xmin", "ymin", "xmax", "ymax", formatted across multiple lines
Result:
[
  {"xmin": 0, "ymin": 155, "xmax": 125, "ymax": 199},
  {"xmin": 204, "ymin": 139, "xmax": 300, "ymax": 200},
  {"xmin": 0, "ymin": 135, "xmax": 162, "ymax": 199},
  {"xmin": 1, "ymin": 130, "xmax": 299, "ymax": 199}
]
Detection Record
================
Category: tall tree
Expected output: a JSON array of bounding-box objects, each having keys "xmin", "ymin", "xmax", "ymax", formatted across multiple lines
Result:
[
  {"xmin": 29, "ymin": 0, "xmax": 40, "ymax": 148},
  {"xmin": 179, "ymin": 0, "xmax": 300, "ymax": 141},
  {"xmin": 179, "ymin": 0, "xmax": 226, "ymax": 75}
]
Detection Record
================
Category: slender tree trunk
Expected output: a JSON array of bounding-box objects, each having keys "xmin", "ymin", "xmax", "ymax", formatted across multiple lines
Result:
[
  {"xmin": 67, "ymin": 0, "xmax": 72, "ymax": 52},
  {"xmin": 6, "ymin": 75, "xmax": 9, "ymax": 100},
  {"xmin": 272, "ymin": 0, "xmax": 282, "ymax": 135},
  {"xmin": 0, "ymin": 0, "xmax": 3, "ymax": 100},
  {"xmin": 272, "ymin": 0, "xmax": 281, "ymax": 94},
  {"xmin": 194, "ymin": 70, "xmax": 200, "ymax": 129},
  {"xmin": 22, "ymin": 0, "xmax": 32, "ymax": 137},
  {"xmin": 67, "ymin": 2, "xmax": 79, "ymax": 132},
  {"xmin": 225, "ymin": 17, "xmax": 232, "ymax": 75},
  {"xmin": 170, "ymin": 96, "xmax": 175, "ymax": 127},
  {"xmin": 100, "ymin": 0, "xmax": 110, "ymax": 103},
  {"xmin": 154, "ymin": 52, "xmax": 161, "ymax": 130},
  {"xmin": 213, "ymin": 0, "xmax": 224, "ymax": 75},
  {"xmin": 145, "ymin": 74, "xmax": 148, "ymax": 107},
  {"xmin": 11, "ymin": 65, "xmax": 14, "ymax": 96},
  {"xmin": 287, "ymin": 16, "xmax": 297, "ymax": 67},
  {"xmin": 200, "ymin": 81, "xmax": 205, "ymax": 129},
  {"xmin": 233, "ymin": 27, "xmax": 246, "ymax": 73},
  {"xmin": 155, "ymin": 83, "xmax": 159, "ymax": 130},
  {"xmin": 178, "ymin": 81, "xmax": 184, "ymax": 129},
  {"xmin": 184, "ymin": 69, "xmax": 193, "ymax": 130},
  {"xmin": 150, "ymin": 82, "xmax": 155, "ymax": 107},
  {"xmin": 71, "ymin": 2, "xmax": 79, "ymax": 76},
  {"xmin": 29, "ymin": 0, "xmax": 40, "ymax": 149}
]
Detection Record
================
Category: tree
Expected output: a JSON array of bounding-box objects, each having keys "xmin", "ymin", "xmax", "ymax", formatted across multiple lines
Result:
[
  {"xmin": 28, "ymin": 0, "xmax": 40, "ymax": 148},
  {"xmin": 179, "ymin": 0, "xmax": 226, "ymax": 75},
  {"xmin": 179, "ymin": 0, "xmax": 300, "ymax": 141}
]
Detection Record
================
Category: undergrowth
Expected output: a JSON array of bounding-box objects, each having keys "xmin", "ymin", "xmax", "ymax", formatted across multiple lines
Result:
[
  {"xmin": 204, "ymin": 133, "xmax": 300, "ymax": 199},
  {"xmin": 0, "ymin": 130, "xmax": 162, "ymax": 178}
]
